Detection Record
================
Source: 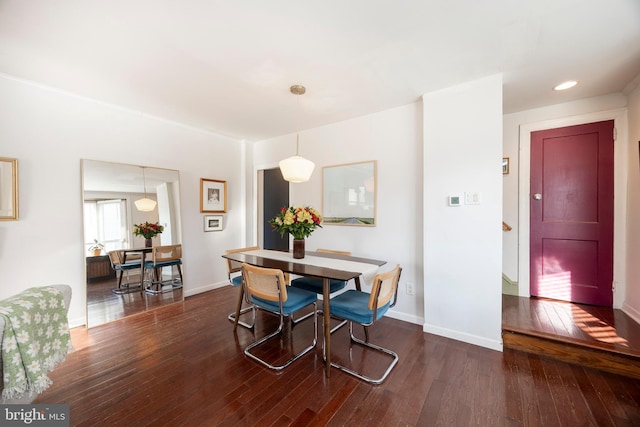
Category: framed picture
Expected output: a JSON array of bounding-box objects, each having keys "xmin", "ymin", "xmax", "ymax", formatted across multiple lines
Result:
[
  {"xmin": 502, "ymin": 157, "xmax": 510, "ymax": 175},
  {"xmin": 200, "ymin": 178, "xmax": 227, "ymax": 213},
  {"xmin": 0, "ymin": 157, "xmax": 18, "ymax": 220},
  {"xmin": 204, "ymin": 214, "xmax": 223, "ymax": 231},
  {"xmin": 323, "ymin": 160, "xmax": 376, "ymax": 226}
]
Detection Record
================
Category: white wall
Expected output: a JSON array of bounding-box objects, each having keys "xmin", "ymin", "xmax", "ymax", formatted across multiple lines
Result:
[
  {"xmin": 422, "ymin": 74, "xmax": 504, "ymax": 351},
  {"xmin": 0, "ymin": 74, "xmax": 245, "ymax": 327},
  {"xmin": 503, "ymin": 94, "xmax": 629, "ymax": 307},
  {"xmin": 624, "ymin": 83, "xmax": 640, "ymax": 322},
  {"xmin": 253, "ymin": 102, "xmax": 424, "ymax": 324}
]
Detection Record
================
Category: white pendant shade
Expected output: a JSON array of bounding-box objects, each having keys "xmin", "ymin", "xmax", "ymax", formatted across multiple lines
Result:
[
  {"xmin": 135, "ymin": 197, "xmax": 157, "ymax": 211},
  {"xmin": 278, "ymin": 84, "xmax": 315, "ymax": 183},
  {"xmin": 279, "ymin": 155, "xmax": 315, "ymax": 183}
]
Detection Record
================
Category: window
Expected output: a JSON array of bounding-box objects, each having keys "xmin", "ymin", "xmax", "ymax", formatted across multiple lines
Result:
[{"xmin": 84, "ymin": 199, "xmax": 128, "ymax": 252}]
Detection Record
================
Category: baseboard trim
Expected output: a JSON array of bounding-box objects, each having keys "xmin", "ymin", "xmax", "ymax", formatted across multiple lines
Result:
[
  {"xmin": 386, "ymin": 309, "xmax": 423, "ymax": 325},
  {"xmin": 423, "ymin": 323, "xmax": 503, "ymax": 352},
  {"xmin": 184, "ymin": 281, "xmax": 229, "ymax": 297},
  {"xmin": 622, "ymin": 301, "xmax": 640, "ymax": 325}
]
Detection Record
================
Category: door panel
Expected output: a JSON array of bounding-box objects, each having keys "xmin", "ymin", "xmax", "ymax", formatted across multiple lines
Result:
[
  {"xmin": 530, "ymin": 120, "xmax": 614, "ymax": 306},
  {"xmin": 263, "ymin": 168, "xmax": 289, "ymax": 251}
]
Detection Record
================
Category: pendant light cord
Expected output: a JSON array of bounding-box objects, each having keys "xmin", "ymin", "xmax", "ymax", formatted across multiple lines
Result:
[
  {"xmin": 142, "ymin": 167, "xmax": 148, "ymax": 197},
  {"xmin": 295, "ymin": 91, "xmax": 300, "ymax": 156}
]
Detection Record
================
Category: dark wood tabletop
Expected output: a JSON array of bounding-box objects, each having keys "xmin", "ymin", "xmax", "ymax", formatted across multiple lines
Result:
[{"xmin": 222, "ymin": 250, "xmax": 386, "ymax": 282}]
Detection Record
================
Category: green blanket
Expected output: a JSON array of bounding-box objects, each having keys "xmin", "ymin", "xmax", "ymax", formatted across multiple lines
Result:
[{"xmin": 0, "ymin": 287, "xmax": 71, "ymax": 400}]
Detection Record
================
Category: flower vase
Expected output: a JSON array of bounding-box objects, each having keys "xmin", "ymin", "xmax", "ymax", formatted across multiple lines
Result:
[
  {"xmin": 145, "ymin": 238, "xmax": 152, "ymax": 248},
  {"xmin": 293, "ymin": 238, "xmax": 305, "ymax": 259}
]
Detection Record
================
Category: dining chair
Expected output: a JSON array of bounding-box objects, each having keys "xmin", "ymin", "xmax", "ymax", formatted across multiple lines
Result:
[
  {"xmin": 225, "ymin": 246, "xmax": 259, "ymax": 330},
  {"xmin": 290, "ymin": 248, "xmax": 352, "ymax": 294},
  {"xmin": 289, "ymin": 248, "xmax": 352, "ymax": 326},
  {"xmin": 108, "ymin": 250, "xmax": 143, "ymax": 294},
  {"xmin": 241, "ymin": 263, "xmax": 318, "ymax": 370},
  {"xmin": 144, "ymin": 244, "xmax": 183, "ymax": 294},
  {"xmin": 327, "ymin": 264, "xmax": 402, "ymax": 384}
]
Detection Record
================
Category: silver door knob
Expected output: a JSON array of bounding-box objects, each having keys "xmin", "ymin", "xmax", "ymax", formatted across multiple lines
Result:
[{"xmin": 533, "ymin": 193, "xmax": 542, "ymax": 200}]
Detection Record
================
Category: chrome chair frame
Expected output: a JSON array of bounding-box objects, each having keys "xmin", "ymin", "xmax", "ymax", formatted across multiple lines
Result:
[
  {"xmin": 225, "ymin": 246, "xmax": 259, "ymax": 330},
  {"xmin": 144, "ymin": 244, "xmax": 183, "ymax": 294},
  {"xmin": 327, "ymin": 265, "xmax": 402, "ymax": 384},
  {"xmin": 108, "ymin": 250, "xmax": 144, "ymax": 295},
  {"xmin": 242, "ymin": 263, "xmax": 318, "ymax": 371}
]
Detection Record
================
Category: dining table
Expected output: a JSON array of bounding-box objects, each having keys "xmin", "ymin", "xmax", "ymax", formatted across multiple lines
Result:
[
  {"xmin": 122, "ymin": 247, "xmax": 153, "ymax": 291},
  {"xmin": 222, "ymin": 248, "xmax": 386, "ymax": 378}
]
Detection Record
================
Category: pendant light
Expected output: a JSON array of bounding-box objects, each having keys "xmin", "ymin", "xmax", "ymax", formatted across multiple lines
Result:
[
  {"xmin": 134, "ymin": 167, "xmax": 157, "ymax": 211},
  {"xmin": 279, "ymin": 85, "xmax": 315, "ymax": 183}
]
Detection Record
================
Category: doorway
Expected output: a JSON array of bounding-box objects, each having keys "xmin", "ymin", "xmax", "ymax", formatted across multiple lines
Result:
[
  {"xmin": 529, "ymin": 120, "xmax": 614, "ymax": 306},
  {"xmin": 262, "ymin": 168, "xmax": 289, "ymax": 251}
]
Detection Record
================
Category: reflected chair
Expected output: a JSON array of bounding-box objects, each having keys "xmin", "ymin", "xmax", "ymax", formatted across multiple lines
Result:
[
  {"xmin": 241, "ymin": 263, "xmax": 318, "ymax": 370},
  {"xmin": 225, "ymin": 246, "xmax": 259, "ymax": 330},
  {"xmin": 328, "ymin": 264, "xmax": 402, "ymax": 384},
  {"xmin": 108, "ymin": 250, "xmax": 143, "ymax": 294},
  {"xmin": 144, "ymin": 244, "xmax": 183, "ymax": 294},
  {"xmin": 290, "ymin": 248, "xmax": 352, "ymax": 326}
]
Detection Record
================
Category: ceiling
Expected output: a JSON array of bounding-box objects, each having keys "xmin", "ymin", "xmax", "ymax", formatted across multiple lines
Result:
[{"xmin": 1, "ymin": 0, "xmax": 639, "ymax": 141}]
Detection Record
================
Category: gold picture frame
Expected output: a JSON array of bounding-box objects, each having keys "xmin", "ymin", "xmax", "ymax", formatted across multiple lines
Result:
[
  {"xmin": 200, "ymin": 178, "xmax": 227, "ymax": 213},
  {"xmin": 502, "ymin": 157, "xmax": 510, "ymax": 175},
  {"xmin": 0, "ymin": 157, "xmax": 18, "ymax": 220}
]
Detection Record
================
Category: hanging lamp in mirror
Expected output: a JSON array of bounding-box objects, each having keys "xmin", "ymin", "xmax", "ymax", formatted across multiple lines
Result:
[
  {"xmin": 134, "ymin": 166, "xmax": 157, "ymax": 211},
  {"xmin": 279, "ymin": 85, "xmax": 315, "ymax": 183}
]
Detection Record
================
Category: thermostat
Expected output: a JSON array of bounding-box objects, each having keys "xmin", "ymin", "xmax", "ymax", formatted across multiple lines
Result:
[{"xmin": 448, "ymin": 195, "xmax": 462, "ymax": 206}]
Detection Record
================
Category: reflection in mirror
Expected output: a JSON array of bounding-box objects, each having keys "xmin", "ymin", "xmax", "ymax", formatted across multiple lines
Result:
[{"xmin": 82, "ymin": 160, "xmax": 183, "ymax": 328}]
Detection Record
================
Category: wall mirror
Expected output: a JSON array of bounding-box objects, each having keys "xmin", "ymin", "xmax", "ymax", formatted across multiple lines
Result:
[
  {"xmin": 323, "ymin": 160, "xmax": 376, "ymax": 226},
  {"xmin": 82, "ymin": 159, "xmax": 183, "ymax": 328}
]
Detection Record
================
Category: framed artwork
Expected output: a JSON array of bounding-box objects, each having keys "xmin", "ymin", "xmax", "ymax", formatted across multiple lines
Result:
[
  {"xmin": 204, "ymin": 214, "xmax": 223, "ymax": 231},
  {"xmin": 200, "ymin": 178, "xmax": 227, "ymax": 213},
  {"xmin": 502, "ymin": 157, "xmax": 510, "ymax": 175},
  {"xmin": 323, "ymin": 160, "xmax": 376, "ymax": 226},
  {"xmin": 0, "ymin": 157, "xmax": 18, "ymax": 220}
]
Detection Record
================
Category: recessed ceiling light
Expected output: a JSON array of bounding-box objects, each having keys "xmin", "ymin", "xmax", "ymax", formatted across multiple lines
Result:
[{"xmin": 553, "ymin": 80, "xmax": 578, "ymax": 91}]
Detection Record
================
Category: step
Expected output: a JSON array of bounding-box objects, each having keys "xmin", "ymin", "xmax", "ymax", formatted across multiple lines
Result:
[{"xmin": 502, "ymin": 327, "xmax": 640, "ymax": 380}]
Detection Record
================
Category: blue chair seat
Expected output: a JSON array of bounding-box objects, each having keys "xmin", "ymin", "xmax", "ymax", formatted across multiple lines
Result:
[
  {"xmin": 230, "ymin": 275, "xmax": 243, "ymax": 287},
  {"xmin": 250, "ymin": 286, "xmax": 317, "ymax": 316},
  {"xmin": 115, "ymin": 261, "xmax": 142, "ymax": 271},
  {"xmin": 290, "ymin": 277, "xmax": 346, "ymax": 294},
  {"xmin": 329, "ymin": 290, "xmax": 390, "ymax": 325}
]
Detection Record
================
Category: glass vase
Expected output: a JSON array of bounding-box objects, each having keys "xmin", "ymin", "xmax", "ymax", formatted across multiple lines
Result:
[{"xmin": 293, "ymin": 238, "xmax": 305, "ymax": 259}]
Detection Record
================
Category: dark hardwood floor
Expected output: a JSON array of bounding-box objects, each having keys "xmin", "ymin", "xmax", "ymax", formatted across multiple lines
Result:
[
  {"xmin": 36, "ymin": 287, "xmax": 640, "ymax": 426},
  {"xmin": 87, "ymin": 274, "xmax": 183, "ymax": 327}
]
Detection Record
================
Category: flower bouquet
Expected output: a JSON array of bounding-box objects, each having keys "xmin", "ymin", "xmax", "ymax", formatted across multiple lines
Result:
[
  {"xmin": 269, "ymin": 206, "xmax": 322, "ymax": 239},
  {"xmin": 133, "ymin": 222, "xmax": 164, "ymax": 246}
]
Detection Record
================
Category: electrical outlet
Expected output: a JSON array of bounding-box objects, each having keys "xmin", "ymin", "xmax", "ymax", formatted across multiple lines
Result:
[{"xmin": 406, "ymin": 282, "xmax": 415, "ymax": 295}]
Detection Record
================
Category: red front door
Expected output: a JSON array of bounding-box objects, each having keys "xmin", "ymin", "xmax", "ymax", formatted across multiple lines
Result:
[{"xmin": 530, "ymin": 120, "xmax": 614, "ymax": 306}]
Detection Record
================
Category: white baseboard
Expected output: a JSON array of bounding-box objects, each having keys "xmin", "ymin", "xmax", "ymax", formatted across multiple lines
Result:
[
  {"xmin": 386, "ymin": 309, "xmax": 423, "ymax": 325},
  {"xmin": 183, "ymin": 281, "xmax": 229, "ymax": 297},
  {"xmin": 423, "ymin": 323, "xmax": 503, "ymax": 352},
  {"xmin": 69, "ymin": 316, "xmax": 87, "ymax": 329},
  {"xmin": 622, "ymin": 301, "xmax": 640, "ymax": 325}
]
